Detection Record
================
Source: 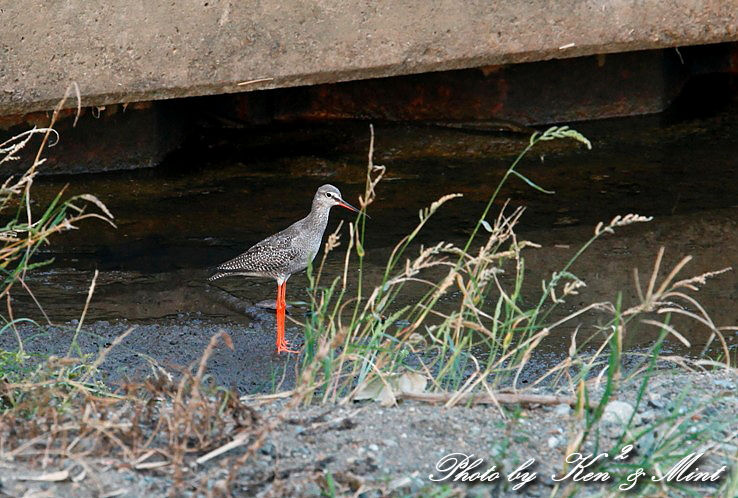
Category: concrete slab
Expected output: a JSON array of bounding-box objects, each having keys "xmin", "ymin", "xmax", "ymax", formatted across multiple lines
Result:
[{"xmin": 1, "ymin": 1, "xmax": 738, "ymax": 115}]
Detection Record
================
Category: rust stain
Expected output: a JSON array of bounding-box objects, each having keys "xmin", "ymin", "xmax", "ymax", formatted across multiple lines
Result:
[{"xmin": 479, "ymin": 65, "xmax": 505, "ymax": 77}]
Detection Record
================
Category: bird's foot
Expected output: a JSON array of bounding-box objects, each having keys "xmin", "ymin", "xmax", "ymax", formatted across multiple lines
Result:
[{"xmin": 276, "ymin": 340, "xmax": 300, "ymax": 355}]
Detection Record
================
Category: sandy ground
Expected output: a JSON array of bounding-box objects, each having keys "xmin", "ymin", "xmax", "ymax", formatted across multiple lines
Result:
[
  {"xmin": 1, "ymin": 371, "xmax": 736, "ymax": 497},
  {"xmin": 0, "ymin": 314, "xmax": 306, "ymax": 395}
]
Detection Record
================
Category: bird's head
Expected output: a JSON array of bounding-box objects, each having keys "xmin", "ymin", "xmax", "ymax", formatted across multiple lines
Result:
[{"xmin": 314, "ymin": 184, "xmax": 361, "ymax": 214}]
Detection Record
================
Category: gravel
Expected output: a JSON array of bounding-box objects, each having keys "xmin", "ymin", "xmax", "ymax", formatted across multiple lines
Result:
[{"xmin": 1, "ymin": 318, "xmax": 736, "ymax": 496}]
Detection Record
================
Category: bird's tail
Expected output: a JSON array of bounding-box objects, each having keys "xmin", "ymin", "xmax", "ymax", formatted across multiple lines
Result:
[
  {"xmin": 208, "ymin": 268, "xmax": 255, "ymax": 281},
  {"xmin": 208, "ymin": 271, "xmax": 231, "ymax": 281}
]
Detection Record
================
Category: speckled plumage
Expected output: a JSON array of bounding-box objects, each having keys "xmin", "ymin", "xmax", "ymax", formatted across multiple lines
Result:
[{"xmin": 209, "ymin": 184, "xmax": 353, "ymax": 283}]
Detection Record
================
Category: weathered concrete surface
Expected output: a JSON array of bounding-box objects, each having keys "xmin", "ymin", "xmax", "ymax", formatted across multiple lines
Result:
[{"xmin": 1, "ymin": 1, "xmax": 738, "ymax": 115}]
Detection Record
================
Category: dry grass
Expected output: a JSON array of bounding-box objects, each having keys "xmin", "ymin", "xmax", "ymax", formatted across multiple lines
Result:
[
  {"xmin": 1, "ymin": 331, "xmax": 262, "ymax": 496},
  {"xmin": 289, "ymin": 125, "xmax": 734, "ymax": 412}
]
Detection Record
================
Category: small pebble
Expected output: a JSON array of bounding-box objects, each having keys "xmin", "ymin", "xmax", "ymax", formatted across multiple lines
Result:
[
  {"xmin": 635, "ymin": 432, "xmax": 656, "ymax": 454},
  {"xmin": 259, "ymin": 442, "xmax": 276, "ymax": 457},
  {"xmin": 639, "ymin": 410, "xmax": 656, "ymax": 422},
  {"xmin": 553, "ymin": 403, "xmax": 571, "ymax": 416},
  {"xmin": 602, "ymin": 400, "xmax": 635, "ymax": 425},
  {"xmin": 647, "ymin": 393, "xmax": 666, "ymax": 409}
]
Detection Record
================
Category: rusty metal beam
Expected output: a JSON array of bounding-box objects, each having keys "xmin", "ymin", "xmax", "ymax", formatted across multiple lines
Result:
[{"xmin": 223, "ymin": 45, "xmax": 738, "ymax": 125}]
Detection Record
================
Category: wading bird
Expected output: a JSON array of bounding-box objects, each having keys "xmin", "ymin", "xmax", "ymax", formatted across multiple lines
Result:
[{"xmin": 209, "ymin": 184, "xmax": 361, "ymax": 353}]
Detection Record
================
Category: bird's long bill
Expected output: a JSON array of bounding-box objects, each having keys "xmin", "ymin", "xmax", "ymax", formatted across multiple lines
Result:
[{"xmin": 337, "ymin": 199, "xmax": 361, "ymax": 214}]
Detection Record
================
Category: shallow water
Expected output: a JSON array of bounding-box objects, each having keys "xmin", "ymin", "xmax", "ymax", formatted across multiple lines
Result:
[{"xmin": 7, "ymin": 98, "xmax": 738, "ymax": 379}]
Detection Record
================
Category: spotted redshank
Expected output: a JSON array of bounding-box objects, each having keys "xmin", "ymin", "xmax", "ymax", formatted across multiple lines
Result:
[{"xmin": 209, "ymin": 184, "xmax": 361, "ymax": 354}]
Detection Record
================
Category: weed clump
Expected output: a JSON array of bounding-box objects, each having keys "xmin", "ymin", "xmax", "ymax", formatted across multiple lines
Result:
[
  {"xmin": 289, "ymin": 125, "xmax": 737, "ymax": 496},
  {"xmin": 298, "ymin": 125, "xmax": 732, "ymax": 404}
]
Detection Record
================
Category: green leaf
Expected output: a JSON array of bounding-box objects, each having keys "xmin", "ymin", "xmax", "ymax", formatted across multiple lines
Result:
[{"xmin": 510, "ymin": 170, "xmax": 555, "ymax": 194}]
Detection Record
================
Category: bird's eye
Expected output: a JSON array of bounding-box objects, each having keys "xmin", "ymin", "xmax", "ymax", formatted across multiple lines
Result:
[{"xmin": 325, "ymin": 192, "xmax": 333, "ymax": 198}]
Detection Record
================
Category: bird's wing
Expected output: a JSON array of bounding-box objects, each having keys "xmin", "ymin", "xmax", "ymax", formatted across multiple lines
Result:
[{"xmin": 212, "ymin": 234, "xmax": 299, "ymax": 277}]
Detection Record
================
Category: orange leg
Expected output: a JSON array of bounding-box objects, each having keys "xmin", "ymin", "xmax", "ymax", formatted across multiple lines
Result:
[{"xmin": 275, "ymin": 281, "xmax": 299, "ymax": 354}]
